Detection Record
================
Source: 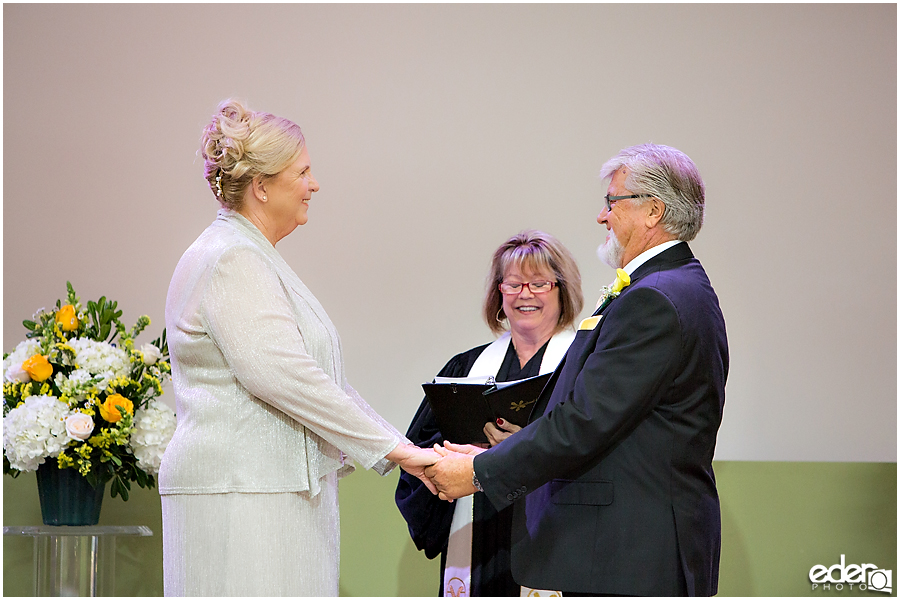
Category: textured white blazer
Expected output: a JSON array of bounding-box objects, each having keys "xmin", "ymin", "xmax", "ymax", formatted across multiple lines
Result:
[{"xmin": 159, "ymin": 209, "xmax": 403, "ymax": 497}]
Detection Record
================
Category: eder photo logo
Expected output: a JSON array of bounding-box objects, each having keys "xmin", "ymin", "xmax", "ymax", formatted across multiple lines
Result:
[{"xmin": 809, "ymin": 555, "xmax": 893, "ymax": 593}]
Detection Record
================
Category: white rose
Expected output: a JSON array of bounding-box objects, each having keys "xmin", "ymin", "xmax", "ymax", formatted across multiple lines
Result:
[
  {"xmin": 6, "ymin": 364, "xmax": 31, "ymax": 383},
  {"xmin": 141, "ymin": 343, "xmax": 163, "ymax": 365},
  {"xmin": 65, "ymin": 413, "xmax": 95, "ymax": 440}
]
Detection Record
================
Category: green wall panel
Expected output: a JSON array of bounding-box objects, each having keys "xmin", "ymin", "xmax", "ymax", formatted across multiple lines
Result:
[
  {"xmin": 716, "ymin": 461, "xmax": 896, "ymax": 596},
  {"xmin": 4, "ymin": 461, "xmax": 896, "ymax": 596}
]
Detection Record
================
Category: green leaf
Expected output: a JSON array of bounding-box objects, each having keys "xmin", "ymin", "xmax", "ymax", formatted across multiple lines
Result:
[
  {"xmin": 110, "ymin": 478, "xmax": 122, "ymax": 499},
  {"xmin": 85, "ymin": 469, "xmax": 100, "ymax": 488},
  {"xmin": 135, "ymin": 470, "xmax": 149, "ymax": 488},
  {"xmin": 118, "ymin": 477, "xmax": 131, "ymax": 501},
  {"xmin": 157, "ymin": 329, "xmax": 169, "ymax": 356}
]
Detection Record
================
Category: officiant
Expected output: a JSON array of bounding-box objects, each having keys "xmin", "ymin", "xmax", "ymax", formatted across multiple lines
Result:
[{"xmin": 395, "ymin": 230, "xmax": 583, "ymax": 597}]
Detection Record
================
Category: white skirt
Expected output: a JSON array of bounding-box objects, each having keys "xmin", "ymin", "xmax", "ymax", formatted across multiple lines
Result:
[{"xmin": 162, "ymin": 471, "xmax": 340, "ymax": 596}]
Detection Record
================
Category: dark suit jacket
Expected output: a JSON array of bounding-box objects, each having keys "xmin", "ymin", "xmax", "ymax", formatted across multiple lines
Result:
[{"xmin": 474, "ymin": 243, "xmax": 728, "ymax": 596}]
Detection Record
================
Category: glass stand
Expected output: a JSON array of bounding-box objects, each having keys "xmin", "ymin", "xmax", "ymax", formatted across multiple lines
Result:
[{"xmin": 4, "ymin": 526, "xmax": 152, "ymax": 596}]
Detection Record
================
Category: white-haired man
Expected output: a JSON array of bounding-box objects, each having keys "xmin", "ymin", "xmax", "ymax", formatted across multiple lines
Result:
[{"xmin": 426, "ymin": 143, "xmax": 728, "ymax": 596}]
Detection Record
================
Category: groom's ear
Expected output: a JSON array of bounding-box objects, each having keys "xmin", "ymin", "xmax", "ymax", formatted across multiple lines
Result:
[{"xmin": 644, "ymin": 197, "xmax": 666, "ymax": 228}]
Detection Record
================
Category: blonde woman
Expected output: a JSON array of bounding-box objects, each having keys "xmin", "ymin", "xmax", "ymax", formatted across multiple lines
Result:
[{"xmin": 160, "ymin": 99, "xmax": 437, "ymax": 596}]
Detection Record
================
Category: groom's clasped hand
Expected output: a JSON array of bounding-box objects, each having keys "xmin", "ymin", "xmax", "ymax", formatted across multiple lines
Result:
[{"xmin": 398, "ymin": 441, "xmax": 487, "ymax": 501}]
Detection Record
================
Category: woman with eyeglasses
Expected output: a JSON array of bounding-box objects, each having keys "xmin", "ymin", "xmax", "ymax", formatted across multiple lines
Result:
[{"xmin": 396, "ymin": 230, "xmax": 584, "ymax": 597}]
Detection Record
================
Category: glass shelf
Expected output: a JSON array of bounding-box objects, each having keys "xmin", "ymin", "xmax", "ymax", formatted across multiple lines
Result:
[
  {"xmin": 4, "ymin": 525, "xmax": 152, "ymax": 537},
  {"xmin": 4, "ymin": 525, "xmax": 153, "ymax": 596}
]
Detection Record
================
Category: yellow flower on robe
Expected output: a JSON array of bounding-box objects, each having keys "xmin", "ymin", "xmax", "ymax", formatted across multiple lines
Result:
[{"xmin": 99, "ymin": 393, "xmax": 134, "ymax": 423}]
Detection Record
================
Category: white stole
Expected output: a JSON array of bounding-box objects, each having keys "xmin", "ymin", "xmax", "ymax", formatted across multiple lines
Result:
[{"xmin": 443, "ymin": 329, "xmax": 575, "ymax": 597}]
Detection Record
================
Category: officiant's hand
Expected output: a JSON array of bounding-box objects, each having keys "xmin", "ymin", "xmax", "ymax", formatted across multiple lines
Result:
[
  {"xmin": 484, "ymin": 418, "xmax": 522, "ymax": 447},
  {"xmin": 440, "ymin": 441, "xmax": 486, "ymax": 456},
  {"xmin": 388, "ymin": 444, "xmax": 441, "ymax": 495},
  {"xmin": 424, "ymin": 442, "xmax": 486, "ymax": 501}
]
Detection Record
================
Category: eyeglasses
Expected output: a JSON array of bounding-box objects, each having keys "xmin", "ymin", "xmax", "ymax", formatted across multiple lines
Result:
[
  {"xmin": 604, "ymin": 193, "xmax": 653, "ymax": 212},
  {"xmin": 499, "ymin": 281, "xmax": 557, "ymax": 295}
]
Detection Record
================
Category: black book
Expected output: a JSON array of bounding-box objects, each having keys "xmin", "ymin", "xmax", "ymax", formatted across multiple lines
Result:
[{"xmin": 422, "ymin": 372, "xmax": 551, "ymax": 445}]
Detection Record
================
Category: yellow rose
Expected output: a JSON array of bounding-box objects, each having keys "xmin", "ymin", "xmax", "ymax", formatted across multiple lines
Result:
[
  {"xmin": 99, "ymin": 393, "xmax": 134, "ymax": 423},
  {"xmin": 55, "ymin": 305, "xmax": 80, "ymax": 332},
  {"xmin": 22, "ymin": 355, "xmax": 53, "ymax": 382},
  {"xmin": 610, "ymin": 268, "xmax": 631, "ymax": 294}
]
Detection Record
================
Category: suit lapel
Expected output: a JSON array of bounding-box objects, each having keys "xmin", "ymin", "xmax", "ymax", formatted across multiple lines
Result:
[
  {"xmin": 528, "ymin": 315, "xmax": 604, "ymax": 422},
  {"xmin": 528, "ymin": 355, "xmax": 565, "ymax": 422},
  {"xmin": 529, "ymin": 243, "xmax": 696, "ymax": 422}
]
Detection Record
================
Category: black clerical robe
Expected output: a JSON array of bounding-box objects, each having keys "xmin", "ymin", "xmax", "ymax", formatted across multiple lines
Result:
[{"xmin": 396, "ymin": 340, "xmax": 548, "ymax": 597}]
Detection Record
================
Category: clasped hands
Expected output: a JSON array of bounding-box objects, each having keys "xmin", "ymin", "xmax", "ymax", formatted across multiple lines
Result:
[{"xmin": 395, "ymin": 420, "xmax": 520, "ymax": 501}]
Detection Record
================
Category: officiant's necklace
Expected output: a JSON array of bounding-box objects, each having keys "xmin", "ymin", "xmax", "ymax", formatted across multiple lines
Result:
[{"xmin": 512, "ymin": 340, "xmax": 536, "ymax": 368}]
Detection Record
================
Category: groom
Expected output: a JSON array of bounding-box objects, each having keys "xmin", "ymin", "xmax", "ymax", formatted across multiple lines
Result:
[{"xmin": 426, "ymin": 143, "xmax": 728, "ymax": 596}]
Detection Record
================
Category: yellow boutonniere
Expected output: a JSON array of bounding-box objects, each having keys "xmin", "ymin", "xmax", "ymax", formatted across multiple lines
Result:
[
  {"xmin": 595, "ymin": 268, "xmax": 631, "ymax": 309},
  {"xmin": 610, "ymin": 269, "xmax": 630, "ymax": 293}
]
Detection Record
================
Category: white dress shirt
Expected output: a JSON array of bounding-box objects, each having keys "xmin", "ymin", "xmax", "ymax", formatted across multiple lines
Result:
[{"xmin": 622, "ymin": 240, "xmax": 683, "ymax": 276}]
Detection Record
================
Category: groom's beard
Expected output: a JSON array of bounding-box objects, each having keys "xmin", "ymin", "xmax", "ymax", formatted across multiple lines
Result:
[{"xmin": 597, "ymin": 229, "xmax": 625, "ymax": 268}]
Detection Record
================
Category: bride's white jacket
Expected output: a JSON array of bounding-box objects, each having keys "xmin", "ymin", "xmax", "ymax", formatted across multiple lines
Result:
[{"xmin": 159, "ymin": 209, "xmax": 403, "ymax": 497}]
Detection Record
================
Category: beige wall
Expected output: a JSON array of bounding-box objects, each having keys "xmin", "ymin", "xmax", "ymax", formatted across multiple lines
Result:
[{"xmin": 3, "ymin": 4, "xmax": 896, "ymax": 461}]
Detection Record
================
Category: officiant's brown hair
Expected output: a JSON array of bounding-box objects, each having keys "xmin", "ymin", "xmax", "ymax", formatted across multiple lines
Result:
[
  {"xmin": 483, "ymin": 230, "xmax": 584, "ymax": 335},
  {"xmin": 199, "ymin": 98, "xmax": 306, "ymax": 210}
]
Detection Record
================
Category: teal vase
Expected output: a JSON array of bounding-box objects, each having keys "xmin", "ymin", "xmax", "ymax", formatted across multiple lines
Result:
[{"xmin": 35, "ymin": 462, "xmax": 106, "ymax": 526}]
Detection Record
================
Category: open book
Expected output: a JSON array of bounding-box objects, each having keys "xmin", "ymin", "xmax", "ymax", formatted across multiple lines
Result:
[{"xmin": 422, "ymin": 372, "xmax": 552, "ymax": 445}]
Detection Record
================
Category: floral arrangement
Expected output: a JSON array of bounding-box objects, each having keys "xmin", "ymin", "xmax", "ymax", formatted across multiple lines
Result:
[{"xmin": 3, "ymin": 283, "xmax": 176, "ymax": 500}]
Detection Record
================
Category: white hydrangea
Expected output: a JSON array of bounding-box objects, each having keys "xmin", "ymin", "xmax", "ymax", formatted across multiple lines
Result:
[
  {"xmin": 3, "ymin": 339, "xmax": 43, "ymax": 381},
  {"xmin": 65, "ymin": 338, "xmax": 130, "ymax": 387},
  {"xmin": 129, "ymin": 399, "xmax": 176, "ymax": 475},
  {"xmin": 3, "ymin": 395, "xmax": 72, "ymax": 472}
]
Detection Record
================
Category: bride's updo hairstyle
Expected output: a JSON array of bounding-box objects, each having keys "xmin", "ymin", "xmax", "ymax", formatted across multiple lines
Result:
[{"xmin": 200, "ymin": 99, "xmax": 306, "ymax": 210}]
